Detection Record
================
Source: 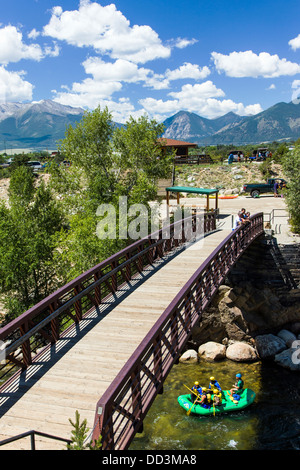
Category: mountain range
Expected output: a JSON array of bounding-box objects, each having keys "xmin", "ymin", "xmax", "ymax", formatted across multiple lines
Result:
[
  {"xmin": 0, "ymin": 100, "xmax": 84, "ymax": 151},
  {"xmin": 162, "ymin": 101, "xmax": 300, "ymax": 145},
  {"xmin": 0, "ymin": 99, "xmax": 300, "ymax": 152}
]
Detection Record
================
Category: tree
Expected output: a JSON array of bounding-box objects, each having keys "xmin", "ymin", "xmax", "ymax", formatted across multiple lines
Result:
[
  {"xmin": 112, "ymin": 115, "xmax": 171, "ymax": 205},
  {"xmin": 58, "ymin": 105, "xmax": 117, "ymax": 205},
  {"xmin": 274, "ymin": 143, "xmax": 289, "ymax": 162},
  {"xmin": 282, "ymin": 143, "xmax": 300, "ymax": 233},
  {"xmin": 67, "ymin": 410, "xmax": 102, "ymax": 450},
  {"xmin": 0, "ymin": 167, "xmax": 65, "ymax": 321},
  {"xmin": 8, "ymin": 164, "xmax": 35, "ymax": 207},
  {"xmin": 49, "ymin": 109, "xmax": 172, "ymax": 280}
]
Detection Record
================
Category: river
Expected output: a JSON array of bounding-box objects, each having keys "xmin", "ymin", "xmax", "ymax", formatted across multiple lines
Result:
[{"xmin": 130, "ymin": 359, "xmax": 300, "ymax": 450}]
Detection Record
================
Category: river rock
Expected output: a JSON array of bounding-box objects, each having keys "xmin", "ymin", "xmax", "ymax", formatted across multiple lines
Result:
[
  {"xmin": 179, "ymin": 349, "xmax": 198, "ymax": 364},
  {"xmin": 198, "ymin": 341, "xmax": 226, "ymax": 362},
  {"xmin": 226, "ymin": 342, "xmax": 258, "ymax": 362},
  {"xmin": 255, "ymin": 334, "xmax": 287, "ymax": 359},
  {"xmin": 274, "ymin": 345, "xmax": 300, "ymax": 371},
  {"xmin": 277, "ymin": 329, "xmax": 297, "ymax": 347}
]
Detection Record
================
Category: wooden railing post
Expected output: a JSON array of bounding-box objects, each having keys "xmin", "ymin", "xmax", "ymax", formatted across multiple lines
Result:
[
  {"xmin": 131, "ymin": 366, "xmax": 144, "ymax": 433},
  {"xmin": 93, "ymin": 404, "xmax": 114, "ymax": 450},
  {"xmin": 153, "ymin": 335, "xmax": 163, "ymax": 394}
]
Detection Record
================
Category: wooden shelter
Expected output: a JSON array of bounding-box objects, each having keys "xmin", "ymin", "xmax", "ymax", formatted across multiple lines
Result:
[{"xmin": 157, "ymin": 138, "xmax": 197, "ymax": 158}]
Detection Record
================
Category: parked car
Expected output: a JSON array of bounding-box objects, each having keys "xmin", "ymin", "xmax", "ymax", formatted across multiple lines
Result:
[
  {"xmin": 227, "ymin": 151, "xmax": 244, "ymax": 163},
  {"xmin": 243, "ymin": 178, "xmax": 287, "ymax": 197},
  {"xmin": 249, "ymin": 148, "xmax": 271, "ymax": 161},
  {"xmin": 25, "ymin": 161, "xmax": 43, "ymax": 171}
]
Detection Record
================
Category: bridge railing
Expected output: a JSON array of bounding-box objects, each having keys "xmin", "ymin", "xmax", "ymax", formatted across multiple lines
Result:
[
  {"xmin": 0, "ymin": 212, "xmax": 216, "ymax": 387},
  {"xmin": 91, "ymin": 213, "xmax": 264, "ymax": 450}
]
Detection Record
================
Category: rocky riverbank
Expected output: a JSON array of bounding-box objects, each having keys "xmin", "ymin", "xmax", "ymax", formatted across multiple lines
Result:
[{"xmin": 179, "ymin": 235, "xmax": 300, "ymax": 371}]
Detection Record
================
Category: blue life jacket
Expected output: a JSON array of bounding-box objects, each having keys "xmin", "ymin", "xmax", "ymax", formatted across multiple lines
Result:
[{"xmin": 209, "ymin": 380, "xmax": 222, "ymax": 392}]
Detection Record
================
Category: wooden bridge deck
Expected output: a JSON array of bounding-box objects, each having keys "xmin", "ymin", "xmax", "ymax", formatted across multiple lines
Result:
[{"xmin": 0, "ymin": 229, "xmax": 231, "ymax": 450}]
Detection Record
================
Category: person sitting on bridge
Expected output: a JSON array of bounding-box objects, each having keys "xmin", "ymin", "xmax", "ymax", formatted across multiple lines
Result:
[
  {"xmin": 234, "ymin": 211, "xmax": 243, "ymax": 229},
  {"xmin": 245, "ymin": 211, "xmax": 251, "ymax": 221},
  {"xmin": 230, "ymin": 373, "xmax": 244, "ymax": 400},
  {"xmin": 240, "ymin": 209, "xmax": 250, "ymax": 224},
  {"xmin": 199, "ymin": 387, "xmax": 212, "ymax": 408},
  {"xmin": 208, "ymin": 376, "xmax": 222, "ymax": 392}
]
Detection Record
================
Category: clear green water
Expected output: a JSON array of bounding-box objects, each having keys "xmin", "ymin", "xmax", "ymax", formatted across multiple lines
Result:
[{"xmin": 130, "ymin": 359, "xmax": 300, "ymax": 451}]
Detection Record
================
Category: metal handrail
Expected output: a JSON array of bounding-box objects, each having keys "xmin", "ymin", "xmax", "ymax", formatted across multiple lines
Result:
[
  {"xmin": 0, "ymin": 430, "xmax": 72, "ymax": 450},
  {"xmin": 264, "ymin": 208, "xmax": 289, "ymax": 225},
  {"xmin": 91, "ymin": 213, "xmax": 264, "ymax": 450}
]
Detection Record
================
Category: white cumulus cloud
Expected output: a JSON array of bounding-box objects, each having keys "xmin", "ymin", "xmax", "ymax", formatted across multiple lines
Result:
[
  {"xmin": 139, "ymin": 81, "xmax": 262, "ymax": 119},
  {"xmin": 0, "ymin": 25, "xmax": 60, "ymax": 65},
  {"xmin": 289, "ymin": 34, "xmax": 300, "ymax": 51},
  {"xmin": 82, "ymin": 57, "xmax": 150, "ymax": 83},
  {"xmin": 0, "ymin": 66, "xmax": 34, "ymax": 102},
  {"xmin": 43, "ymin": 1, "xmax": 171, "ymax": 64},
  {"xmin": 169, "ymin": 81, "xmax": 225, "ymax": 101},
  {"xmin": 0, "ymin": 25, "xmax": 45, "ymax": 64},
  {"xmin": 166, "ymin": 63, "xmax": 210, "ymax": 81},
  {"xmin": 174, "ymin": 38, "xmax": 198, "ymax": 49},
  {"xmin": 211, "ymin": 50, "xmax": 300, "ymax": 78}
]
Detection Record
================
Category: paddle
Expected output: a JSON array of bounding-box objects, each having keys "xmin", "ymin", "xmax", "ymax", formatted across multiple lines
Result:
[
  {"xmin": 184, "ymin": 384, "xmax": 202, "ymax": 416},
  {"xmin": 187, "ymin": 395, "xmax": 200, "ymax": 416}
]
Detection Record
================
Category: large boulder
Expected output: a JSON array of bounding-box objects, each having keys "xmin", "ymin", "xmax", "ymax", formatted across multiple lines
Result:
[
  {"xmin": 226, "ymin": 342, "xmax": 258, "ymax": 362},
  {"xmin": 179, "ymin": 349, "xmax": 198, "ymax": 364},
  {"xmin": 274, "ymin": 345, "xmax": 300, "ymax": 371},
  {"xmin": 255, "ymin": 334, "xmax": 286, "ymax": 359},
  {"xmin": 198, "ymin": 341, "xmax": 226, "ymax": 362}
]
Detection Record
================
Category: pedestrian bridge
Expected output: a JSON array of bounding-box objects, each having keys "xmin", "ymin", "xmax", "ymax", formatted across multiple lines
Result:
[{"xmin": 0, "ymin": 212, "xmax": 264, "ymax": 450}]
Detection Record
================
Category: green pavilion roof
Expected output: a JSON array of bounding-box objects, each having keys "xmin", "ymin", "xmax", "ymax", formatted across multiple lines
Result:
[{"xmin": 166, "ymin": 186, "xmax": 219, "ymax": 195}]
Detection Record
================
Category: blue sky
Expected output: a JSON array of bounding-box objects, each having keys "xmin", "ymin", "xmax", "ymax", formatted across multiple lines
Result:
[{"xmin": 1, "ymin": 0, "xmax": 300, "ymax": 122}]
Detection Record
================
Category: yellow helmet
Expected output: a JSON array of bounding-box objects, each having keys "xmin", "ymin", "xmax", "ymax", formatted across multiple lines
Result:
[
  {"xmin": 213, "ymin": 389, "xmax": 218, "ymax": 394},
  {"xmin": 194, "ymin": 381, "xmax": 199, "ymax": 385},
  {"xmin": 202, "ymin": 387, "xmax": 207, "ymax": 392},
  {"xmin": 210, "ymin": 376, "xmax": 215, "ymax": 381}
]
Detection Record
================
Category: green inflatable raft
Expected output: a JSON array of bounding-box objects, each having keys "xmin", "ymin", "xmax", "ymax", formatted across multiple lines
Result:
[{"xmin": 178, "ymin": 389, "xmax": 256, "ymax": 416}]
